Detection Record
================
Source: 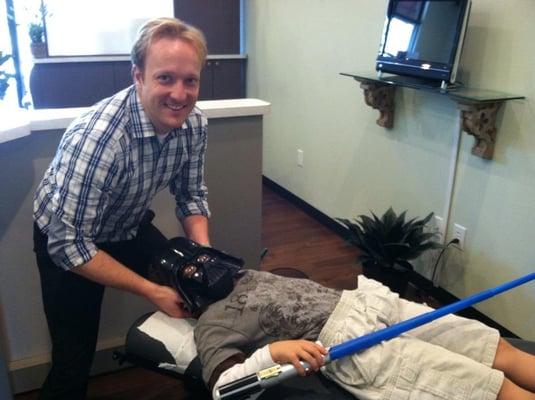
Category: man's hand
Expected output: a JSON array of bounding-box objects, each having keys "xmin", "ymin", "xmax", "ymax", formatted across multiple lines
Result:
[
  {"xmin": 146, "ymin": 284, "xmax": 193, "ymax": 318},
  {"xmin": 73, "ymin": 250, "xmax": 193, "ymax": 318},
  {"xmin": 269, "ymin": 340, "xmax": 327, "ymax": 376}
]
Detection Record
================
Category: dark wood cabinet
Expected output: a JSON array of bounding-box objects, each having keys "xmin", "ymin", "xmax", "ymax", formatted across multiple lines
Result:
[
  {"xmin": 30, "ymin": 57, "xmax": 246, "ymax": 109},
  {"xmin": 174, "ymin": 0, "xmax": 241, "ymax": 54},
  {"xmin": 30, "ymin": 61, "xmax": 132, "ymax": 109},
  {"xmin": 200, "ymin": 58, "xmax": 246, "ymax": 100},
  {"xmin": 113, "ymin": 62, "xmax": 134, "ymax": 91}
]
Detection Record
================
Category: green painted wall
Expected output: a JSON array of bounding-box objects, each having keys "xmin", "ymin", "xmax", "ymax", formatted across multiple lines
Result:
[{"xmin": 245, "ymin": 0, "xmax": 535, "ymax": 339}]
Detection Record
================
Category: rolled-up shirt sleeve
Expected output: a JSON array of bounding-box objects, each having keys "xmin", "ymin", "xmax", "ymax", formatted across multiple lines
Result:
[
  {"xmin": 46, "ymin": 129, "xmax": 117, "ymax": 270},
  {"xmin": 171, "ymin": 113, "xmax": 210, "ymax": 219}
]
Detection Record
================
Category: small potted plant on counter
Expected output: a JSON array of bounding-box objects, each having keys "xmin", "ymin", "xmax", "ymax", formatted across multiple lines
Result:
[
  {"xmin": 28, "ymin": 2, "xmax": 49, "ymax": 59},
  {"xmin": 338, "ymin": 207, "xmax": 442, "ymax": 295}
]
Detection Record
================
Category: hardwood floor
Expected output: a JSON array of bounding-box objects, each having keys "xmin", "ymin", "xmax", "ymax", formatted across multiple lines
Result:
[
  {"xmin": 261, "ymin": 184, "xmax": 361, "ymax": 290},
  {"xmin": 14, "ymin": 184, "xmax": 361, "ymax": 399}
]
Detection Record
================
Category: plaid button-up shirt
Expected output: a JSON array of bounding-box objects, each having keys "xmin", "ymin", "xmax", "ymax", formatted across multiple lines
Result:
[{"xmin": 34, "ymin": 86, "xmax": 210, "ymax": 270}]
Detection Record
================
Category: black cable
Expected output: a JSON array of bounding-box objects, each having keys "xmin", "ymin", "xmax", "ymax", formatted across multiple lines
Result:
[{"xmin": 430, "ymin": 238, "xmax": 460, "ymax": 285}]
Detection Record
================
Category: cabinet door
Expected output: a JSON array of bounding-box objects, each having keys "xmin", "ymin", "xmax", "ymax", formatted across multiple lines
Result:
[
  {"xmin": 174, "ymin": 0, "xmax": 240, "ymax": 54},
  {"xmin": 198, "ymin": 61, "xmax": 214, "ymax": 101},
  {"xmin": 113, "ymin": 61, "xmax": 134, "ymax": 91},
  {"xmin": 30, "ymin": 62, "xmax": 116, "ymax": 108},
  {"xmin": 212, "ymin": 59, "xmax": 245, "ymax": 100}
]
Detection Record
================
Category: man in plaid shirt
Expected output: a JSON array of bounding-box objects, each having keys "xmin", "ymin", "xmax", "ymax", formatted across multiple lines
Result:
[{"xmin": 33, "ymin": 17, "xmax": 210, "ymax": 400}]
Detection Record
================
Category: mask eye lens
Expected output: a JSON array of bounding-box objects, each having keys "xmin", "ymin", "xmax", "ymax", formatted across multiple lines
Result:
[
  {"xmin": 181, "ymin": 264, "xmax": 204, "ymax": 285},
  {"xmin": 197, "ymin": 253, "xmax": 211, "ymax": 263},
  {"xmin": 182, "ymin": 265, "xmax": 198, "ymax": 279}
]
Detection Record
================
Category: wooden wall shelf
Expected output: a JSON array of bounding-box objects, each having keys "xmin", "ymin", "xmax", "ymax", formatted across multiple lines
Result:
[{"xmin": 342, "ymin": 72, "xmax": 525, "ymax": 160}]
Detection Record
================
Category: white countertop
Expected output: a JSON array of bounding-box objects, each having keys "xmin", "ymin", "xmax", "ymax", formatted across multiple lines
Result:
[{"xmin": 0, "ymin": 99, "xmax": 270, "ymax": 144}]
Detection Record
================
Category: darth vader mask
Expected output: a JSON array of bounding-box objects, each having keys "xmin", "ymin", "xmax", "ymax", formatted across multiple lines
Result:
[{"xmin": 150, "ymin": 237, "xmax": 244, "ymax": 313}]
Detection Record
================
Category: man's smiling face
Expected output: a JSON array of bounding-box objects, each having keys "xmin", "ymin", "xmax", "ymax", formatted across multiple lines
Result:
[{"xmin": 133, "ymin": 37, "xmax": 202, "ymax": 135}]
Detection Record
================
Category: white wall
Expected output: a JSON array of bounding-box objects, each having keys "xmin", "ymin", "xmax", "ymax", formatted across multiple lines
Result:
[
  {"xmin": 443, "ymin": 0, "xmax": 535, "ymax": 339},
  {"xmin": 245, "ymin": 0, "xmax": 535, "ymax": 340}
]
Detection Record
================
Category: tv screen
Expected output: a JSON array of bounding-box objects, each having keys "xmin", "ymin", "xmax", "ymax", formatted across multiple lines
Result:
[{"xmin": 376, "ymin": 0, "xmax": 471, "ymax": 85}]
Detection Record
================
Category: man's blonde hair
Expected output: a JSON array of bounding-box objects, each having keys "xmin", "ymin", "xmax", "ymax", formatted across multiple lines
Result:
[{"xmin": 131, "ymin": 17, "xmax": 207, "ymax": 71}]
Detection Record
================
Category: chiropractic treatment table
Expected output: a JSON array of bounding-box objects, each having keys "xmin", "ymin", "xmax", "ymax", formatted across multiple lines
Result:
[
  {"xmin": 116, "ymin": 269, "xmax": 535, "ymax": 400},
  {"xmin": 116, "ymin": 267, "xmax": 355, "ymax": 399},
  {"xmin": 118, "ymin": 311, "xmax": 535, "ymax": 400},
  {"xmin": 118, "ymin": 310, "xmax": 355, "ymax": 399}
]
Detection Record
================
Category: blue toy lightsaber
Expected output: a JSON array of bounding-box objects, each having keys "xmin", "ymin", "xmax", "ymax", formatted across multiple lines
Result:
[{"xmin": 216, "ymin": 272, "xmax": 535, "ymax": 400}]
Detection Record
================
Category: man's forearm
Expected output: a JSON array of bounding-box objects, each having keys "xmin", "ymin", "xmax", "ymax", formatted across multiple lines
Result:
[
  {"xmin": 181, "ymin": 214, "xmax": 210, "ymax": 245},
  {"xmin": 72, "ymin": 250, "xmax": 157, "ymax": 297},
  {"xmin": 72, "ymin": 250, "xmax": 191, "ymax": 317}
]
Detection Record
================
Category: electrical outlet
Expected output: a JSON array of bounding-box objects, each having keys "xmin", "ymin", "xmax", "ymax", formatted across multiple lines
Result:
[
  {"xmin": 434, "ymin": 215, "xmax": 445, "ymax": 240},
  {"xmin": 453, "ymin": 223, "xmax": 467, "ymax": 250},
  {"xmin": 297, "ymin": 149, "xmax": 304, "ymax": 167}
]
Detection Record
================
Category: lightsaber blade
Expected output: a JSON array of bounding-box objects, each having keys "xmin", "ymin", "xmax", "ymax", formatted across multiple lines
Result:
[
  {"xmin": 216, "ymin": 272, "xmax": 535, "ymax": 400},
  {"xmin": 328, "ymin": 271, "xmax": 535, "ymax": 361}
]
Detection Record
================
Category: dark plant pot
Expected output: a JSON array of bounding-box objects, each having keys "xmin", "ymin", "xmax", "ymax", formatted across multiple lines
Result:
[
  {"xmin": 30, "ymin": 43, "xmax": 47, "ymax": 59},
  {"xmin": 362, "ymin": 262, "xmax": 409, "ymax": 296}
]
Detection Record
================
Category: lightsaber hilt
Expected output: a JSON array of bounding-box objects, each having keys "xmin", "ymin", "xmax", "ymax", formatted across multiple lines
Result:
[
  {"xmin": 217, "ymin": 272, "xmax": 535, "ymax": 400},
  {"xmin": 215, "ymin": 362, "xmax": 309, "ymax": 400}
]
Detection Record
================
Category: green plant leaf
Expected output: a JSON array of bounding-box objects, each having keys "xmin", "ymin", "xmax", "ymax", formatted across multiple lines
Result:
[
  {"xmin": 396, "ymin": 210, "xmax": 407, "ymax": 223},
  {"xmin": 395, "ymin": 260, "xmax": 414, "ymax": 271},
  {"xmin": 358, "ymin": 214, "xmax": 377, "ymax": 230},
  {"xmin": 421, "ymin": 212, "xmax": 434, "ymax": 225},
  {"xmin": 381, "ymin": 207, "xmax": 396, "ymax": 227},
  {"xmin": 370, "ymin": 211, "xmax": 382, "ymax": 225}
]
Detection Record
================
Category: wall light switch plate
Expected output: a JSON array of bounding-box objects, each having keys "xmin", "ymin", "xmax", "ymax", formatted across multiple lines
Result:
[{"xmin": 297, "ymin": 149, "xmax": 304, "ymax": 167}]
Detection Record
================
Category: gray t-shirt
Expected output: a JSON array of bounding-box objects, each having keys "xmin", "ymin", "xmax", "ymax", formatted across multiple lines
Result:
[{"xmin": 194, "ymin": 270, "xmax": 342, "ymax": 384}]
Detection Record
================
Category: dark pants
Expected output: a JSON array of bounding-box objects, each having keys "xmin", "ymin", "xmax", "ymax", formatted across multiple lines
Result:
[{"xmin": 33, "ymin": 214, "xmax": 168, "ymax": 400}]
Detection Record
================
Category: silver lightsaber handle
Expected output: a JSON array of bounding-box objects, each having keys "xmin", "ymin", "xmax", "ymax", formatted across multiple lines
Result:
[{"xmin": 215, "ymin": 362, "xmax": 311, "ymax": 400}]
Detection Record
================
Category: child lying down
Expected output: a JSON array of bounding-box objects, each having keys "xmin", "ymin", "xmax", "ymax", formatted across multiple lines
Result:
[{"xmin": 151, "ymin": 238, "xmax": 535, "ymax": 400}]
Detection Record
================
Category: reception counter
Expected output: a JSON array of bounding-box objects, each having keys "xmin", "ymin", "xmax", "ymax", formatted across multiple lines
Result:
[{"xmin": 1, "ymin": 99, "xmax": 269, "ymax": 143}]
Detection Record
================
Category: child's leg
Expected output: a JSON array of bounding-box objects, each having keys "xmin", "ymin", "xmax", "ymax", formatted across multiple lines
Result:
[
  {"xmin": 493, "ymin": 338, "xmax": 535, "ymax": 392},
  {"xmin": 497, "ymin": 378, "xmax": 535, "ymax": 399}
]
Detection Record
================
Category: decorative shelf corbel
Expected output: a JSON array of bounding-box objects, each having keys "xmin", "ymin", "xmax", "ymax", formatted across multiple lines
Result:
[
  {"xmin": 457, "ymin": 101, "xmax": 501, "ymax": 160},
  {"xmin": 359, "ymin": 81, "xmax": 395, "ymax": 128}
]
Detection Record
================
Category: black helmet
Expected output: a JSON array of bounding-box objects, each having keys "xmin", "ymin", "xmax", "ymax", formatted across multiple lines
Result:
[{"xmin": 150, "ymin": 237, "xmax": 244, "ymax": 313}]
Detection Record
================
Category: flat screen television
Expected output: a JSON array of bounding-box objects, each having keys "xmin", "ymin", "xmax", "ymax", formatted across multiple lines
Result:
[{"xmin": 376, "ymin": 0, "xmax": 471, "ymax": 87}]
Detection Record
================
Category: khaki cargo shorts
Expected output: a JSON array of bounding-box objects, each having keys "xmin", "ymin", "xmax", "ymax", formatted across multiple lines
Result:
[{"xmin": 319, "ymin": 276, "xmax": 503, "ymax": 400}]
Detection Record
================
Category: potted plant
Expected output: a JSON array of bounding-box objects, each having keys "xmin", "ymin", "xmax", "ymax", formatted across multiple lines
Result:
[
  {"xmin": 338, "ymin": 208, "xmax": 442, "ymax": 295},
  {"xmin": 0, "ymin": 52, "xmax": 15, "ymax": 101},
  {"xmin": 28, "ymin": 2, "xmax": 48, "ymax": 58}
]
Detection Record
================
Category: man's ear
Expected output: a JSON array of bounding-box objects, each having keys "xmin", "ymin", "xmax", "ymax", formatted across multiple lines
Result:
[{"xmin": 132, "ymin": 65, "xmax": 143, "ymax": 86}]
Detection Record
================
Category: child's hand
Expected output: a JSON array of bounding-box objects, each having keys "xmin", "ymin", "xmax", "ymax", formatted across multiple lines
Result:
[{"xmin": 269, "ymin": 340, "xmax": 327, "ymax": 376}]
